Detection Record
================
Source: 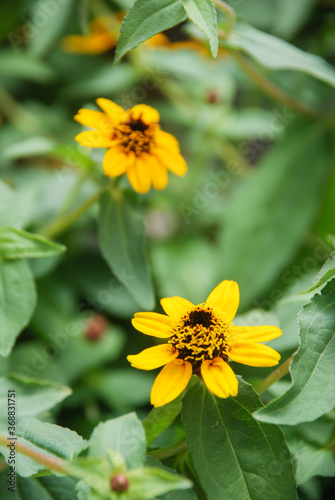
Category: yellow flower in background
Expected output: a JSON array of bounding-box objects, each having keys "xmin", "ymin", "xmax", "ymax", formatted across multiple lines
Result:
[
  {"xmin": 128, "ymin": 280, "xmax": 282, "ymax": 407},
  {"xmin": 62, "ymin": 17, "xmax": 118, "ymax": 55},
  {"xmin": 74, "ymin": 99, "xmax": 187, "ymax": 193}
]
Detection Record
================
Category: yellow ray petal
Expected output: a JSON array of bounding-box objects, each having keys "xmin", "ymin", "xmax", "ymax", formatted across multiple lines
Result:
[
  {"xmin": 127, "ymin": 344, "xmax": 178, "ymax": 370},
  {"xmin": 103, "ymin": 147, "xmax": 134, "ymax": 177},
  {"xmin": 155, "ymin": 130, "xmax": 180, "ymax": 151},
  {"xmin": 201, "ymin": 357, "xmax": 238, "ymax": 398},
  {"xmin": 160, "ymin": 296, "xmax": 194, "ymax": 320},
  {"xmin": 130, "ymin": 104, "xmax": 160, "ymax": 124},
  {"xmin": 205, "ymin": 280, "xmax": 239, "ymax": 322},
  {"xmin": 132, "ymin": 312, "xmax": 172, "ymax": 338},
  {"xmin": 154, "ymin": 147, "xmax": 188, "ymax": 176},
  {"xmin": 74, "ymin": 109, "xmax": 112, "ymax": 134},
  {"xmin": 96, "ymin": 98, "xmax": 126, "ymax": 123},
  {"xmin": 141, "ymin": 153, "xmax": 168, "ymax": 190},
  {"xmin": 229, "ymin": 341, "xmax": 281, "ymax": 367},
  {"xmin": 231, "ymin": 325, "xmax": 282, "ymax": 343},
  {"xmin": 75, "ymin": 130, "xmax": 111, "ymax": 148},
  {"xmin": 127, "ymin": 159, "xmax": 151, "ymax": 194},
  {"xmin": 150, "ymin": 359, "xmax": 192, "ymax": 407}
]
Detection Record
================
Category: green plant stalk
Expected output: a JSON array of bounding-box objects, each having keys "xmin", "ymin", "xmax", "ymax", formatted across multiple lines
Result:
[
  {"xmin": 213, "ymin": 0, "xmax": 236, "ymax": 37},
  {"xmin": 230, "ymin": 51, "xmax": 325, "ymax": 120},
  {"xmin": 254, "ymin": 352, "xmax": 295, "ymax": 395},
  {"xmin": 40, "ymin": 184, "xmax": 109, "ymax": 239},
  {"xmin": 148, "ymin": 440, "xmax": 189, "ymax": 460},
  {"xmin": 0, "ymin": 434, "xmax": 68, "ymax": 475}
]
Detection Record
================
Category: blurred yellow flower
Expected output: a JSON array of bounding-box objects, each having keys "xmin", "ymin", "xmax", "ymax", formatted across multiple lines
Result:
[
  {"xmin": 128, "ymin": 280, "xmax": 282, "ymax": 407},
  {"xmin": 74, "ymin": 99, "xmax": 187, "ymax": 193},
  {"xmin": 62, "ymin": 17, "xmax": 118, "ymax": 55}
]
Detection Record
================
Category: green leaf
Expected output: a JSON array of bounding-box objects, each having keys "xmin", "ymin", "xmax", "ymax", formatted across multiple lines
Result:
[
  {"xmin": 301, "ymin": 251, "xmax": 335, "ymax": 294},
  {"xmin": 127, "ymin": 467, "xmax": 192, "ymax": 499},
  {"xmin": 3, "ymin": 136, "xmax": 56, "ymax": 160},
  {"xmin": 0, "ymin": 259, "xmax": 37, "ymax": 357},
  {"xmin": 292, "ymin": 441, "xmax": 335, "ymax": 485},
  {"xmin": 223, "ymin": 23, "xmax": 335, "ymax": 88},
  {"xmin": 182, "ymin": 380, "xmax": 297, "ymax": 500},
  {"xmin": 0, "ymin": 417, "xmax": 87, "ymax": 477},
  {"xmin": 165, "ymin": 491, "xmax": 198, "ymax": 500},
  {"xmin": 0, "ymin": 474, "xmax": 78, "ymax": 500},
  {"xmin": 88, "ymin": 413, "xmax": 146, "ymax": 469},
  {"xmin": 181, "ymin": 0, "xmax": 218, "ymax": 57},
  {"xmin": 0, "ymin": 227, "xmax": 66, "ymax": 260},
  {"xmin": 115, "ymin": 0, "xmax": 187, "ymax": 64},
  {"xmin": 254, "ymin": 279, "xmax": 335, "ymax": 425},
  {"xmin": 0, "ymin": 374, "xmax": 71, "ymax": 422},
  {"xmin": 98, "ymin": 190, "xmax": 155, "ymax": 309},
  {"xmin": 0, "ymin": 50, "xmax": 54, "ymax": 83},
  {"xmin": 218, "ymin": 121, "xmax": 331, "ymax": 310},
  {"xmin": 0, "ymin": 180, "xmax": 22, "ymax": 229},
  {"xmin": 143, "ymin": 396, "xmax": 182, "ymax": 444},
  {"xmin": 28, "ymin": 0, "xmax": 75, "ymax": 57},
  {"xmin": 0, "ymin": 0, "xmax": 24, "ymax": 43}
]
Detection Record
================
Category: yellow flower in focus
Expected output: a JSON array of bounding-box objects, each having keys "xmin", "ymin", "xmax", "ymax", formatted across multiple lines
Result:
[
  {"xmin": 62, "ymin": 17, "xmax": 118, "ymax": 55},
  {"xmin": 74, "ymin": 99, "xmax": 187, "ymax": 193},
  {"xmin": 128, "ymin": 280, "xmax": 282, "ymax": 407}
]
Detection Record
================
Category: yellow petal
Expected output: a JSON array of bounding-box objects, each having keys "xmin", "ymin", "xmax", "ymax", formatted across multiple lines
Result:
[
  {"xmin": 127, "ymin": 158, "xmax": 151, "ymax": 193},
  {"xmin": 231, "ymin": 325, "xmax": 282, "ymax": 343},
  {"xmin": 96, "ymin": 98, "xmax": 126, "ymax": 123},
  {"xmin": 75, "ymin": 130, "xmax": 111, "ymax": 148},
  {"xmin": 229, "ymin": 341, "xmax": 281, "ymax": 367},
  {"xmin": 132, "ymin": 312, "xmax": 172, "ymax": 338},
  {"xmin": 150, "ymin": 359, "xmax": 192, "ymax": 407},
  {"xmin": 141, "ymin": 153, "xmax": 168, "ymax": 191},
  {"xmin": 154, "ymin": 147, "xmax": 188, "ymax": 176},
  {"xmin": 205, "ymin": 280, "xmax": 239, "ymax": 322},
  {"xmin": 127, "ymin": 344, "xmax": 178, "ymax": 370},
  {"xmin": 160, "ymin": 296, "xmax": 194, "ymax": 320},
  {"xmin": 201, "ymin": 357, "xmax": 238, "ymax": 398},
  {"xmin": 130, "ymin": 104, "xmax": 160, "ymax": 124},
  {"xmin": 103, "ymin": 147, "xmax": 134, "ymax": 177},
  {"xmin": 74, "ymin": 109, "xmax": 112, "ymax": 133},
  {"xmin": 62, "ymin": 32, "xmax": 116, "ymax": 54},
  {"xmin": 155, "ymin": 130, "xmax": 180, "ymax": 151}
]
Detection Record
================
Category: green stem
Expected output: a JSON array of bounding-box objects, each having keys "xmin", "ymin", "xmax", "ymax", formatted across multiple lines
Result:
[
  {"xmin": 213, "ymin": 0, "xmax": 236, "ymax": 37},
  {"xmin": 231, "ymin": 51, "xmax": 325, "ymax": 120},
  {"xmin": 40, "ymin": 184, "xmax": 109, "ymax": 239},
  {"xmin": 254, "ymin": 353, "xmax": 295, "ymax": 395},
  {"xmin": 0, "ymin": 87, "xmax": 38, "ymax": 133},
  {"xmin": 148, "ymin": 440, "xmax": 189, "ymax": 461},
  {"xmin": 0, "ymin": 434, "xmax": 67, "ymax": 475}
]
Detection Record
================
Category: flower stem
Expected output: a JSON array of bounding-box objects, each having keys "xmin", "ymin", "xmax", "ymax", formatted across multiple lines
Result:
[
  {"xmin": 148, "ymin": 440, "xmax": 189, "ymax": 461},
  {"xmin": 0, "ymin": 433, "xmax": 68, "ymax": 475},
  {"xmin": 213, "ymin": 0, "xmax": 236, "ymax": 37},
  {"xmin": 39, "ymin": 183, "xmax": 109, "ymax": 239},
  {"xmin": 254, "ymin": 352, "xmax": 295, "ymax": 395},
  {"xmin": 231, "ymin": 51, "xmax": 325, "ymax": 120}
]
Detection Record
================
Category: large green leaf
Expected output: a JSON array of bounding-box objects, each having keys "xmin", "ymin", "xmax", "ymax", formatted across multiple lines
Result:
[
  {"xmin": 181, "ymin": 0, "xmax": 218, "ymax": 56},
  {"xmin": 115, "ymin": 0, "xmax": 187, "ymax": 63},
  {"xmin": 301, "ymin": 251, "xmax": 335, "ymax": 294},
  {"xmin": 0, "ymin": 50, "xmax": 54, "ymax": 83},
  {"xmin": 0, "ymin": 474, "xmax": 77, "ymax": 500},
  {"xmin": 143, "ymin": 396, "xmax": 182, "ymax": 444},
  {"xmin": 292, "ymin": 441, "xmax": 335, "ymax": 485},
  {"xmin": 98, "ymin": 190, "xmax": 155, "ymax": 309},
  {"xmin": 0, "ymin": 374, "xmax": 71, "ymax": 422},
  {"xmin": 218, "ymin": 121, "xmax": 331, "ymax": 310},
  {"xmin": 255, "ymin": 279, "xmax": 335, "ymax": 425},
  {"xmin": 0, "ymin": 417, "xmax": 87, "ymax": 477},
  {"xmin": 223, "ymin": 23, "xmax": 335, "ymax": 88},
  {"xmin": 182, "ymin": 380, "xmax": 297, "ymax": 500},
  {"xmin": 165, "ymin": 491, "xmax": 198, "ymax": 500},
  {"xmin": 88, "ymin": 413, "xmax": 146, "ymax": 470},
  {"xmin": 0, "ymin": 259, "xmax": 37, "ymax": 357},
  {"xmin": 0, "ymin": 227, "xmax": 66, "ymax": 260}
]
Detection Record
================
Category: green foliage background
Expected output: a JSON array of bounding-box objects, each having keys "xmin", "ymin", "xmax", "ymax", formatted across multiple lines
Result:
[{"xmin": 0, "ymin": 0, "xmax": 335, "ymax": 499}]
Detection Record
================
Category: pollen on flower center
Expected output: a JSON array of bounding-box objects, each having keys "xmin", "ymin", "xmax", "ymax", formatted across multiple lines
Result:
[
  {"xmin": 113, "ymin": 114, "xmax": 156, "ymax": 155},
  {"xmin": 168, "ymin": 304, "xmax": 231, "ymax": 371}
]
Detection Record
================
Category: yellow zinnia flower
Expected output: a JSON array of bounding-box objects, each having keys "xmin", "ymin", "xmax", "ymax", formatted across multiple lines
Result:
[
  {"xmin": 128, "ymin": 280, "xmax": 282, "ymax": 407},
  {"xmin": 62, "ymin": 17, "xmax": 118, "ymax": 55},
  {"xmin": 74, "ymin": 99, "xmax": 187, "ymax": 193}
]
